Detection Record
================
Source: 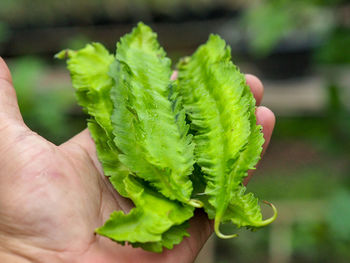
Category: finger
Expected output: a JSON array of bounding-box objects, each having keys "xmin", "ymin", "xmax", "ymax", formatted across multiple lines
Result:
[
  {"xmin": 171, "ymin": 71, "xmax": 178, "ymax": 81},
  {"xmin": 257, "ymin": 106, "xmax": 275, "ymax": 156},
  {"xmin": 246, "ymin": 74, "xmax": 264, "ymax": 106},
  {"xmin": 0, "ymin": 57, "xmax": 24, "ymax": 124},
  {"xmin": 245, "ymin": 106, "xmax": 275, "ymax": 184}
]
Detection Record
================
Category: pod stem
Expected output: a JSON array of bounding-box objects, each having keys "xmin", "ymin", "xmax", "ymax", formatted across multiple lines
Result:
[
  {"xmin": 214, "ymin": 215, "xmax": 238, "ymax": 239},
  {"xmin": 255, "ymin": 200, "xmax": 278, "ymax": 227},
  {"xmin": 188, "ymin": 199, "xmax": 203, "ymax": 208}
]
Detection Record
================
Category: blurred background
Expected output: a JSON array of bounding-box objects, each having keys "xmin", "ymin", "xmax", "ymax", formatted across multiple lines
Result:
[{"xmin": 0, "ymin": 0, "xmax": 349, "ymax": 262}]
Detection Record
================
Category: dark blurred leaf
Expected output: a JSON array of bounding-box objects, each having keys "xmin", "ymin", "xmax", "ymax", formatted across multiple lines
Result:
[
  {"xmin": 0, "ymin": 22, "xmax": 10, "ymax": 43},
  {"xmin": 241, "ymin": 0, "xmax": 334, "ymax": 57},
  {"xmin": 314, "ymin": 28, "xmax": 350, "ymax": 65},
  {"xmin": 242, "ymin": 2, "xmax": 294, "ymax": 56}
]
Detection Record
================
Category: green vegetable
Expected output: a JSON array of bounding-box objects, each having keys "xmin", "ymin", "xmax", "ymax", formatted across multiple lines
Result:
[
  {"xmin": 57, "ymin": 22, "xmax": 276, "ymax": 252},
  {"xmin": 177, "ymin": 35, "xmax": 276, "ymax": 237},
  {"xmin": 56, "ymin": 41, "xmax": 194, "ymax": 252},
  {"xmin": 109, "ymin": 26, "xmax": 198, "ymax": 206}
]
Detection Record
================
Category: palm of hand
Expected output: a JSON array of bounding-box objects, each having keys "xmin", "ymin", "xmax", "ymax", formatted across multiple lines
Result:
[
  {"xmin": 0, "ymin": 58, "xmax": 274, "ymax": 263},
  {"xmin": 1, "ymin": 127, "xmax": 119, "ymax": 262},
  {"xmin": 1, "ymin": 128, "xmax": 207, "ymax": 263}
]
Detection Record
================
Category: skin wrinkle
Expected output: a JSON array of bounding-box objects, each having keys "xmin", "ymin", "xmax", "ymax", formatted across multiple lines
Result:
[
  {"xmin": 0, "ymin": 234, "xmax": 61, "ymax": 263},
  {"xmin": 0, "ymin": 248, "xmax": 34, "ymax": 263},
  {"xmin": 0, "ymin": 139, "xmax": 51, "ymax": 208},
  {"xmin": 58, "ymin": 237, "xmax": 98, "ymax": 263},
  {"xmin": 183, "ymin": 237, "xmax": 196, "ymax": 263},
  {"xmin": 0, "ymin": 124, "xmax": 29, "ymax": 152},
  {"xmin": 13, "ymin": 147, "xmax": 50, "ymax": 176},
  {"xmin": 0, "ymin": 205, "xmax": 49, "ymax": 238},
  {"xmin": 0, "ymin": 249, "xmax": 32, "ymax": 263},
  {"xmin": 0, "ymin": 129, "xmax": 35, "ymax": 162},
  {"xmin": 1, "ymin": 155, "xmax": 53, "ymax": 207},
  {"xmin": 2, "ymin": 175, "xmax": 60, "ymax": 241},
  {"xmin": 97, "ymin": 172, "xmax": 107, "ymax": 223},
  {"xmin": 0, "ymin": 120, "xmax": 14, "ymax": 134}
]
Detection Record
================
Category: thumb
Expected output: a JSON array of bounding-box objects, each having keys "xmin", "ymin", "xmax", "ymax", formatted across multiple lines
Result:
[
  {"xmin": 0, "ymin": 57, "xmax": 30, "ymax": 151},
  {"xmin": 0, "ymin": 57, "xmax": 24, "ymax": 124}
]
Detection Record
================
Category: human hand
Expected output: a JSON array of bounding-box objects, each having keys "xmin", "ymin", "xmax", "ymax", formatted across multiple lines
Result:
[{"xmin": 0, "ymin": 57, "xmax": 275, "ymax": 263}]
